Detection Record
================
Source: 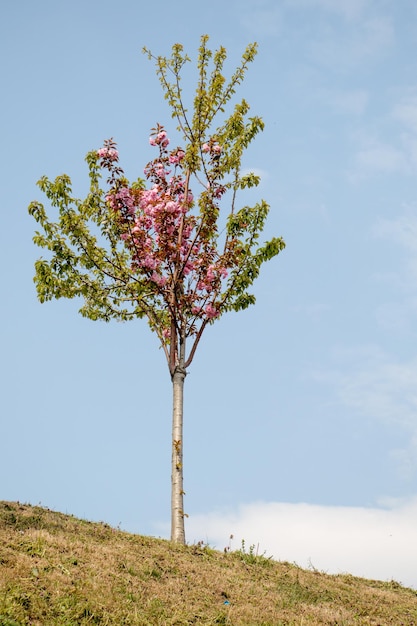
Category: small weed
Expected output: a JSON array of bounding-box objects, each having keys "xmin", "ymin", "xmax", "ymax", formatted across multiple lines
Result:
[
  {"xmin": 234, "ymin": 539, "xmax": 273, "ymax": 567},
  {"xmin": 190, "ymin": 540, "xmax": 216, "ymax": 559}
]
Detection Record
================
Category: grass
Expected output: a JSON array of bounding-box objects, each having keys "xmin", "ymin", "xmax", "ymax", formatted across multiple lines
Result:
[{"xmin": 0, "ymin": 501, "xmax": 416, "ymax": 625}]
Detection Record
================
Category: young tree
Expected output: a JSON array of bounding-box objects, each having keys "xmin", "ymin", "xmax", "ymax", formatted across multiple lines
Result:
[{"xmin": 28, "ymin": 36, "xmax": 285, "ymax": 544}]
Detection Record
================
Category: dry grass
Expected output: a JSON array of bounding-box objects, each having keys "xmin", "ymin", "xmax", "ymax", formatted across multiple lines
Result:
[{"xmin": 0, "ymin": 501, "xmax": 416, "ymax": 625}]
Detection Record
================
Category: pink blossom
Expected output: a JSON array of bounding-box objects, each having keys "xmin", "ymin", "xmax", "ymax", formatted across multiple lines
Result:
[
  {"xmin": 165, "ymin": 200, "xmax": 180, "ymax": 214},
  {"xmin": 213, "ymin": 185, "xmax": 226, "ymax": 199},
  {"xmin": 115, "ymin": 187, "xmax": 136, "ymax": 214},
  {"xmin": 97, "ymin": 147, "xmax": 118, "ymax": 161},
  {"xmin": 206, "ymin": 266, "xmax": 216, "ymax": 282},
  {"xmin": 205, "ymin": 303, "xmax": 219, "ymax": 319},
  {"xmin": 153, "ymin": 130, "xmax": 169, "ymax": 147},
  {"xmin": 182, "ymin": 259, "xmax": 195, "ymax": 276},
  {"xmin": 182, "ymin": 224, "xmax": 194, "ymax": 239},
  {"xmin": 151, "ymin": 272, "xmax": 167, "ymax": 287},
  {"xmin": 149, "ymin": 130, "xmax": 169, "ymax": 148},
  {"xmin": 169, "ymin": 150, "xmax": 185, "ymax": 164},
  {"xmin": 142, "ymin": 255, "xmax": 159, "ymax": 270},
  {"xmin": 140, "ymin": 186, "xmax": 159, "ymax": 207},
  {"xmin": 154, "ymin": 163, "xmax": 168, "ymax": 179},
  {"xmin": 103, "ymin": 125, "xmax": 231, "ymax": 332}
]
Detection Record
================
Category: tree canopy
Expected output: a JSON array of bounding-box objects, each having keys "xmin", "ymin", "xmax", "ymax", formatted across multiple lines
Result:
[{"xmin": 29, "ymin": 36, "xmax": 285, "ymax": 376}]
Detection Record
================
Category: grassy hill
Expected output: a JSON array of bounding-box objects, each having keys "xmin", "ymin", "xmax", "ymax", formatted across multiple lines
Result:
[{"xmin": 0, "ymin": 501, "xmax": 416, "ymax": 625}]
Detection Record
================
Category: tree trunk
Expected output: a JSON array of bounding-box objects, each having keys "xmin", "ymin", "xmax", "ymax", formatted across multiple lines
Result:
[{"xmin": 171, "ymin": 366, "xmax": 186, "ymax": 543}]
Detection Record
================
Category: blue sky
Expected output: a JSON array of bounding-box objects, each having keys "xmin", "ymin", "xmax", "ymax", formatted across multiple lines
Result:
[{"xmin": 2, "ymin": 0, "xmax": 417, "ymax": 589}]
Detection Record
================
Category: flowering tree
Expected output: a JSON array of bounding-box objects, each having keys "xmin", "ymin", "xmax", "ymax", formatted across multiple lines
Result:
[{"xmin": 28, "ymin": 36, "xmax": 285, "ymax": 544}]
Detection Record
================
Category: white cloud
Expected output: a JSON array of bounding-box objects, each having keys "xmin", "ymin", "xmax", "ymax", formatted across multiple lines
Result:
[
  {"xmin": 290, "ymin": 301, "xmax": 330, "ymax": 321},
  {"xmin": 186, "ymin": 498, "xmax": 417, "ymax": 590},
  {"xmin": 373, "ymin": 210, "xmax": 417, "ymax": 292},
  {"xmin": 240, "ymin": 0, "xmax": 393, "ymax": 66},
  {"xmin": 361, "ymin": 15, "xmax": 394, "ymax": 57},
  {"xmin": 393, "ymin": 95, "xmax": 417, "ymax": 169},
  {"xmin": 374, "ymin": 301, "xmax": 413, "ymax": 333},
  {"xmin": 349, "ymin": 95, "xmax": 417, "ymax": 181},
  {"xmin": 323, "ymin": 88, "xmax": 370, "ymax": 116},
  {"xmin": 370, "ymin": 212, "xmax": 417, "ymax": 356},
  {"xmin": 374, "ymin": 212, "xmax": 417, "ymax": 252},
  {"xmin": 308, "ymin": 15, "xmax": 394, "ymax": 71},
  {"xmin": 357, "ymin": 141, "xmax": 407, "ymax": 173},
  {"xmin": 312, "ymin": 344, "xmax": 417, "ymax": 479},
  {"xmin": 308, "ymin": 210, "xmax": 417, "ymax": 479},
  {"xmin": 334, "ymin": 350, "xmax": 417, "ymax": 429},
  {"xmin": 394, "ymin": 95, "xmax": 417, "ymax": 134},
  {"xmin": 390, "ymin": 434, "xmax": 417, "ymax": 480},
  {"xmin": 317, "ymin": 345, "xmax": 417, "ymax": 428},
  {"xmin": 348, "ymin": 138, "xmax": 408, "ymax": 181}
]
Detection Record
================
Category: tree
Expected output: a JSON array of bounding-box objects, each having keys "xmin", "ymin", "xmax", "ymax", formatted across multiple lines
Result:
[{"xmin": 28, "ymin": 35, "xmax": 286, "ymax": 544}]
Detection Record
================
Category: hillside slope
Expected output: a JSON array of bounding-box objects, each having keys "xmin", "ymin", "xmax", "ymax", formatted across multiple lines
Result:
[{"xmin": 0, "ymin": 501, "xmax": 416, "ymax": 625}]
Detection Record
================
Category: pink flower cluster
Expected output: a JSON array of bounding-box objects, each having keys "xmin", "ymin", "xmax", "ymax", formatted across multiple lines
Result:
[
  {"xmin": 196, "ymin": 264, "xmax": 228, "ymax": 293},
  {"xmin": 106, "ymin": 187, "xmax": 136, "ymax": 215},
  {"xmin": 202, "ymin": 141, "xmax": 222, "ymax": 156},
  {"xmin": 97, "ymin": 147, "xmax": 119, "ymax": 161},
  {"xmin": 149, "ymin": 130, "xmax": 169, "ymax": 148},
  {"xmin": 96, "ymin": 126, "xmax": 234, "ymax": 335},
  {"xmin": 169, "ymin": 149, "xmax": 185, "ymax": 165},
  {"xmin": 191, "ymin": 302, "xmax": 219, "ymax": 319}
]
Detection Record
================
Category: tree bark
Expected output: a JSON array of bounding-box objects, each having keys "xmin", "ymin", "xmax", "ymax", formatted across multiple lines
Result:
[{"xmin": 171, "ymin": 366, "xmax": 186, "ymax": 543}]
